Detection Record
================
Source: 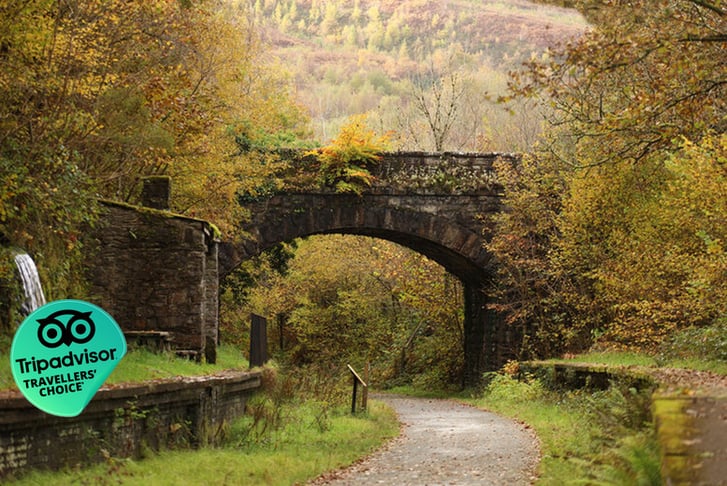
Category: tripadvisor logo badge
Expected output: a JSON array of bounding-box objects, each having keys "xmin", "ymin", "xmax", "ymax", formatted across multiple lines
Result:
[
  {"xmin": 11, "ymin": 300, "xmax": 127, "ymax": 417},
  {"xmin": 37, "ymin": 309, "xmax": 96, "ymax": 348}
]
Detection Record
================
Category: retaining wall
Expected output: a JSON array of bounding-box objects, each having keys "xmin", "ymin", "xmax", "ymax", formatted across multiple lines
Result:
[{"xmin": 0, "ymin": 370, "xmax": 261, "ymax": 479}]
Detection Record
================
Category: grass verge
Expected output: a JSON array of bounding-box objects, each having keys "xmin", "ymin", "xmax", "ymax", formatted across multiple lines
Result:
[
  {"xmin": 553, "ymin": 350, "xmax": 727, "ymax": 376},
  {"xmin": 464, "ymin": 372, "xmax": 661, "ymax": 485},
  {"xmin": 0, "ymin": 345, "xmax": 249, "ymax": 390},
  {"xmin": 105, "ymin": 345, "xmax": 250, "ymax": 384},
  {"xmin": 5, "ymin": 398, "xmax": 398, "ymax": 486}
]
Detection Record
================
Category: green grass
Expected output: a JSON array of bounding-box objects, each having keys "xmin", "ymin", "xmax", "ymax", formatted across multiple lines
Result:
[
  {"xmin": 105, "ymin": 345, "xmax": 250, "ymax": 384},
  {"xmin": 464, "ymin": 373, "xmax": 661, "ymax": 485},
  {"xmin": 6, "ymin": 400, "xmax": 399, "ymax": 486},
  {"xmin": 554, "ymin": 351, "xmax": 659, "ymax": 367},
  {"xmin": 465, "ymin": 375, "xmax": 595, "ymax": 482},
  {"xmin": 0, "ymin": 345, "xmax": 250, "ymax": 390},
  {"xmin": 2, "ymin": 350, "xmax": 399, "ymax": 486}
]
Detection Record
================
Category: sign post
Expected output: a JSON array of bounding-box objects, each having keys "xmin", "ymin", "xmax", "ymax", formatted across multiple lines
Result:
[{"xmin": 10, "ymin": 300, "xmax": 127, "ymax": 417}]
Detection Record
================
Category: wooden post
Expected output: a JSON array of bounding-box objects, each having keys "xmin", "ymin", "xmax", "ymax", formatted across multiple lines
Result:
[
  {"xmin": 351, "ymin": 375, "xmax": 358, "ymax": 414},
  {"xmin": 249, "ymin": 314, "xmax": 268, "ymax": 368},
  {"xmin": 347, "ymin": 364, "xmax": 367, "ymax": 414}
]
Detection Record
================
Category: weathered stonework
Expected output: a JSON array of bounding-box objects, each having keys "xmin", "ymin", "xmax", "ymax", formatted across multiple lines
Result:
[
  {"xmin": 0, "ymin": 371, "xmax": 261, "ymax": 478},
  {"xmin": 223, "ymin": 151, "xmax": 519, "ymax": 385},
  {"xmin": 87, "ymin": 200, "xmax": 219, "ymax": 360}
]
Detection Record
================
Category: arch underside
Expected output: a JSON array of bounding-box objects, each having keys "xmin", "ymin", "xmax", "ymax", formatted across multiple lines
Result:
[
  {"xmin": 318, "ymin": 227, "xmax": 488, "ymax": 284},
  {"xmin": 241, "ymin": 199, "xmax": 494, "ymax": 284}
]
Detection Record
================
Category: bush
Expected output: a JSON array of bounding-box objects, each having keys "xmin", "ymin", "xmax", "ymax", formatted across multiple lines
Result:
[
  {"xmin": 307, "ymin": 114, "xmax": 390, "ymax": 195},
  {"xmin": 659, "ymin": 318, "xmax": 727, "ymax": 363},
  {"xmin": 482, "ymin": 372, "xmax": 545, "ymax": 402}
]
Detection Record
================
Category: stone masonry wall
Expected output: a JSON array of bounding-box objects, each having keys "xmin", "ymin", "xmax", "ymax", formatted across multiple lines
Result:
[
  {"xmin": 87, "ymin": 200, "xmax": 219, "ymax": 360},
  {"xmin": 269, "ymin": 150, "xmax": 513, "ymax": 196},
  {"xmin": 0, "ymin": 371, "xmax": 261, "ymax": 478}
]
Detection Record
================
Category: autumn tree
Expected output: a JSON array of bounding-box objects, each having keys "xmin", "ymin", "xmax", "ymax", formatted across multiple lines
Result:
[
  {"xmin": 491, "ymin": 0, "xmax": 726, "ymax": 353},
  {"xmin": 398, "ymin": 54, "xmax": 468, "ymax": 151},
  {"xmin": 308, "ymin": 114, "xmax": 391, "ymax": 194},
  {"xmin": 389, "ymin": 48, "xmax": 532, "ymax": 152},
  {"xmin": 0, "ymin": 0, "xmax": 308, "ymax": 309},
  {"xmin": 228, "ymin": 235, "xmax": 466, "ymax": 388}
]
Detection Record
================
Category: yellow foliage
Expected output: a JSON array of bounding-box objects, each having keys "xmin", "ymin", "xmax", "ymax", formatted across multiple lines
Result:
[{"xmin": 308, "ymin": 114, "xmax": 391, "ymax": 194}]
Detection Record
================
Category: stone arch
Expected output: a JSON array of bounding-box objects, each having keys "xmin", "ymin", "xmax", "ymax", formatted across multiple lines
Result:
[
  {"xmin": 221, "ymin": 194, "xmax": 493, "ymax": 284},
  {"xmin": 219, "ymin": 193, "xmax": 505, "ymax": 386}
]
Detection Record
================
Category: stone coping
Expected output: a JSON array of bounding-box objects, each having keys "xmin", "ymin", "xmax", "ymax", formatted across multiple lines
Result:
[{"xmin": 0, "ymin": 369, "xmax": 261, "ymax": 423}]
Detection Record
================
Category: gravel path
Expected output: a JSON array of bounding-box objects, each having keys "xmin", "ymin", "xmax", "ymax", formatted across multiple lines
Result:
[{"xmin": 312, "ymin": 395, "xmax": 540, "ymax": 485}]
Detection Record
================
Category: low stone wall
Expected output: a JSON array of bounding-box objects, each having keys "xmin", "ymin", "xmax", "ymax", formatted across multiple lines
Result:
[
  {"xmin": 0, "ymin": 370, "xmax": 261, "ymax": 479},
  {"xmin": 518, "ymin": 361, "xmax": 656, "ymax": 392}
]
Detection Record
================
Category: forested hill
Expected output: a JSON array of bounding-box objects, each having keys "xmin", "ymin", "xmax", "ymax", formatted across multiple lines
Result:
[{"xmin": 249, "ymin": 0, "xmax": 587, "ymax": 148}]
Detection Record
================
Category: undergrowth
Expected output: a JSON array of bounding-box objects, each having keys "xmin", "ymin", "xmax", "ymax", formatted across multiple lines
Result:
[{"xmin": 470, "ymin": 371, "xmax": 661, "ymax": 485}]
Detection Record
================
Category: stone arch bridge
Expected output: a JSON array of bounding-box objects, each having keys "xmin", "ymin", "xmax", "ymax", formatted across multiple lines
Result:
[{"xmin": 220, "ymin": 151, "xmax": 520, "ymax": 385}]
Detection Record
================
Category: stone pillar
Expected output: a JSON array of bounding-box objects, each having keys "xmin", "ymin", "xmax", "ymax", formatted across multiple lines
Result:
[
  {"xmin": 463, "ymin": 282, "xmax": 510, "ymax": 386},
  {"xmin": 141, "ymin": 176, "xmax": 171, "ymax": 210}
]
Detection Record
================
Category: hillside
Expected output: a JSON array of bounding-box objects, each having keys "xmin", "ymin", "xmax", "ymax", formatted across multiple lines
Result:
[{"xmin": 251, "ymin": 0, "xmax": 587, "ymax": 149}]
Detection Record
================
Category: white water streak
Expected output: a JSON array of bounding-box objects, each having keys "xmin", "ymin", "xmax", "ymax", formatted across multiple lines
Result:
[{"xmin": 14, "ymin": 252, "xmax": 46, "ymax": 315}]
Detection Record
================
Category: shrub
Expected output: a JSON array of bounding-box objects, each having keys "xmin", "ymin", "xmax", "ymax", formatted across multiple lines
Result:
[
  {"xmin": 659, "ymin": 318, "xmax": 727, "ymax": 363},
  {"xmin": 308, "ymin": 115, "xmax": 391, "ymax": 195}
]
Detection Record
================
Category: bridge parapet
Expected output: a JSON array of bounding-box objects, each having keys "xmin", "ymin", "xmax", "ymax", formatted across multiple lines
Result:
[
  {"xmin": 248, "ymin": 150, "xmax": 517, "ymax": 198},
  {"xmin": 370, "ymin": 151, "xmax": 515, "ymax": 195}
]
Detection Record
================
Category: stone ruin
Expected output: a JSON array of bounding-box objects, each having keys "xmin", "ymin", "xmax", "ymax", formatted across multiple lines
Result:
[{"xmin": 86, "ymin": 176, "xmax": 219, "ymax": 363}]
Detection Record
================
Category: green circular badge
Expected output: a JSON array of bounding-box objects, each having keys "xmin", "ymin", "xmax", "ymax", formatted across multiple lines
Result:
[{"xmin": 10, "ymin": 300, "xmax": 127, "ymax": 417}]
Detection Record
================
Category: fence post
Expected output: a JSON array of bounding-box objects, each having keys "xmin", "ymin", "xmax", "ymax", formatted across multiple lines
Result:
[
  {"xmin": 362, "ymin": 362, "xmax": 370, "ymax": 411},
  {"xmin": 249, "ymin": 314, "xmax": 268, "ymax": 368}
]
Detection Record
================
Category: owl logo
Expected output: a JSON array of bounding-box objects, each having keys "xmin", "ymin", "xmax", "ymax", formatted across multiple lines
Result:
[{"xmin": 36, "ymin": 309, "xmax": 96, "ymax": 348}]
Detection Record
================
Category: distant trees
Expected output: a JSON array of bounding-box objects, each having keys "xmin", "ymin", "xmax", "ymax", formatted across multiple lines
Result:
[
  {"xmin": 251, "ymin": 0, "xmax": 586, "ymax": 147},
  {"xmin": 389, "ymin": 49, "xmax": 528, "ymax": 152},
  {"xmin": 402, "ymin": 59, "xmax": 468, "ymax": 151}
]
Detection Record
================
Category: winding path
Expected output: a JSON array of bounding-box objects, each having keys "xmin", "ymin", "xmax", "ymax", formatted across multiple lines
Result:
[{"xmin": 312, "ymin": 395, "xmax": 540, "ymax": 485}]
